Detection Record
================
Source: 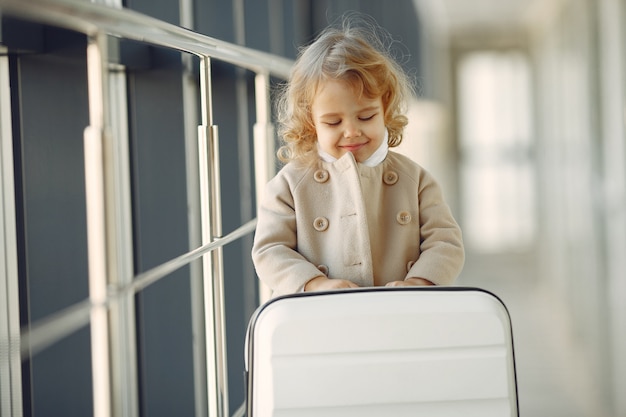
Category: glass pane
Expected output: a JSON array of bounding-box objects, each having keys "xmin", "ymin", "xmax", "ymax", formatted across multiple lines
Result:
[{"xmin": 457, "ymin": 50, "xmax": 535, "ymax": 252}]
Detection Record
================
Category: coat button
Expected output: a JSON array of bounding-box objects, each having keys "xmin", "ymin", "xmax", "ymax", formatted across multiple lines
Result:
[
  {"xmin": 406, "ymin": 260, "xmax": 415, "ymax": 272},
  {"xmin": 313, "ymin": 169, "xmax": 329, "ymax": 183},
  {"xmin": 383, "ymin": 171, "xmax": 398, "ymax": 185},
  {"xmin": 317, "ymin": 264, "xmax": 329, "ymax": 275},
  {"xmin": 396, "ymin": 211, "xmax": 412, "ymax": 225},
  {"xmin": 313, "ymin": 216, "xmax": 329, "ymax": 231}
]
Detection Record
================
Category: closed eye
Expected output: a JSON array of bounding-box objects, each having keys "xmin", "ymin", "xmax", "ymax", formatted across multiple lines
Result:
[
  {"xmin": 324, "ymin": 120, "xmax": 341, "ymax": 126},
  {"xmin": 359, "ymin": 113, "xmax": 377, "ymax": 121}
]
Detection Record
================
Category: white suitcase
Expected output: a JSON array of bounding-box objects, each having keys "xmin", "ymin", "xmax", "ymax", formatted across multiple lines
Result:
[{"xmin": 245, "ymin": 287, "xmax": 518, "ymax": 417}]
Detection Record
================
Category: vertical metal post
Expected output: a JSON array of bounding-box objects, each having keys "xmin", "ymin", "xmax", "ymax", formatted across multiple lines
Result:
[
  {"xmin": 86, "ymin": 31, "xmax": 139, "ymax": 417},
  {"xmin": 178, "ymin": 3, "xmax": 209, "ymax": 417},
  {"xmin": 90, "ymin": 0, "xmax": 140, "ymax": 413},
  {"xmin": 106, "ymin": 64, "xmax": 139, "ymax": 417},
  {"xmin": 84, "ymin": 32, "xmax": 112, "ymax": 417},
  {"xmin": 197, "ymin": 55, "xmax": 228, "ymax": 417},
  {"xmin": 178, "ymin": 3, "xmax": 208, "ymax": 417},
  {"xmin": 0, "ymin": 48, "xmax": 23, "ymax": 417},
  {"xmin": 253, "ymin": 72, "xmax": 275, "ymax": 304}
]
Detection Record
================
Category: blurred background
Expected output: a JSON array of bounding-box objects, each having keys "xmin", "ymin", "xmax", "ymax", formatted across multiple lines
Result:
[
  {"xmin": 407, "ymin": 1, "xmax": 625, "ymax": 416},
  {"xmin": 1, "ymin": 0, "xmax": 625, "ymax": 416}
]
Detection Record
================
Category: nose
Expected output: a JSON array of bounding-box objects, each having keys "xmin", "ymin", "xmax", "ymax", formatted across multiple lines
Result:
[{"xmin": 343, "ymin": 120, "xmax": 361, "ymax": 138}]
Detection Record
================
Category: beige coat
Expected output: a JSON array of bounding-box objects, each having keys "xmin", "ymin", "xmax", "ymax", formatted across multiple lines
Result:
[{"xmin": 252, "ymin": 151, "xmax": 465, "ymax": 297}]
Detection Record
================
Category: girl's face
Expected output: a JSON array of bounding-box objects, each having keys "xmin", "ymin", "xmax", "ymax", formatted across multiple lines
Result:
[{"xmin": 311, "ymin": 79, "xmax": 386, "ymax": 163}]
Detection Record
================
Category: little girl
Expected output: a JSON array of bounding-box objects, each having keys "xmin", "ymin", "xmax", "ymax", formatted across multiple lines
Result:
[{"xmin": 252, "ymin": 18, "xmax": 465, "ymax": 297}]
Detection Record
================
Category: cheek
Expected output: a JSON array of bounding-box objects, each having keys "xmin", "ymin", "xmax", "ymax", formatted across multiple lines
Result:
[
  {"xmin": 315, "ymin": 124, "xmax": 336, "ymax": 140},
  {"xmin": 316, "ymin": 131, "xmax": 343, "ymax": 156},
  {"xmin": 366, "ymin": 124, "xmax": 386, "ymax": 142},
  {"xmin": 316, "ymin": 131, "xmax": 334, "ymax": 148}
]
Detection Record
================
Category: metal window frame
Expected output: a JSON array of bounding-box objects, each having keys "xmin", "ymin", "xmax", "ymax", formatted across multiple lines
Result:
[{"xmin": 0, "ymin": 46, "xmax": 23, "ymax": 417}]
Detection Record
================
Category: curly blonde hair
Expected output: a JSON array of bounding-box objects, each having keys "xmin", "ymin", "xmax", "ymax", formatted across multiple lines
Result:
[{"xmin": 275, "ymin": 16, "xmax": 415, "ymax": 165}]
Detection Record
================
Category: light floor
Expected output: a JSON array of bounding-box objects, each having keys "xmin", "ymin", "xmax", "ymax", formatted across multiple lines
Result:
[{"xmin": 459, "ymin": 257, "xmax": 612, "ymax": 417}]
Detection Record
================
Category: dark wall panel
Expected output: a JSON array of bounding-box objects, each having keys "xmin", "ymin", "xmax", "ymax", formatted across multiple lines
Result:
[
  {"xmin": 125, "ymin": 0, "xmax": 181, "ymax": 25},
  {"xmin": 11, "ymin": 26, "xmax": 93, "ymax": 416},
  {"xmin": 17, "ymin": 40, "xmax": 90, "ymax": 321},
  {"xmin": 195, "ymin": 0, "xmax": 236, "ymax": 43},
  {"xmin": 126, "ymin": 47, "xmax": 195, "ymax": 417}
]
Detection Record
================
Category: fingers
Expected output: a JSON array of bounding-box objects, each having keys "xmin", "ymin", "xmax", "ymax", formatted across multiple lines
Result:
[
  {"xmin": 385, "ymin": 278, "xmax": 435, "ymax": 287},
  {"xmin": 304, "ymin": 276, "xmax": 330, "ymax": 292},
  {"xmin": 304, "ymin": 276, "xmax": 359, "ymax": 292},
  {"xmin": 405, "ymin": 277, "xmax": 435, "ymax": 286},
  {"xmin": 323, "ymin": 279, "xmax": 359, "ymax": 290},
  {"xmin": 305, "ymin": 277, "xmax": 433, "ymax": 292}
]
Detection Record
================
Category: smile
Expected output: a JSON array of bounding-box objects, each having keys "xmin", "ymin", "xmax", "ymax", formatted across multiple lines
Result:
[{"xmin": 340, "ymin": 143, "xmax": 367, "ymax": 152}]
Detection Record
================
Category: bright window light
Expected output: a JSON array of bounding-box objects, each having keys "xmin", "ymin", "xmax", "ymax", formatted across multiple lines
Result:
[{"xmin": 457, "ymin": 50, "xmax": 535, "ymax": 252}]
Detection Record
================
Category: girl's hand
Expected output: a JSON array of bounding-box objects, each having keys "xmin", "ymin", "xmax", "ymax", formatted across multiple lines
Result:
[
  {"xmin": 304, "ymin": 276, "xmax": 360, "ymax": 292},
  {"xmin": 385, "ymin": 277, "xmax": 435, "ymax": 287}
]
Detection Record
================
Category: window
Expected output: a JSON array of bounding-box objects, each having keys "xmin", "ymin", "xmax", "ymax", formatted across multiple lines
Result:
[{"xmin": 457, "ymin": 51, "xmax": 535, "ymax": 252}]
